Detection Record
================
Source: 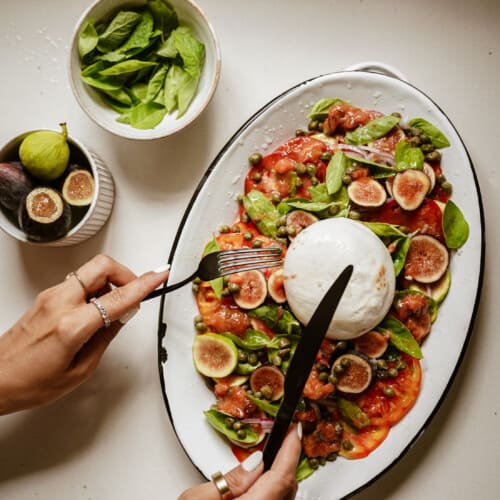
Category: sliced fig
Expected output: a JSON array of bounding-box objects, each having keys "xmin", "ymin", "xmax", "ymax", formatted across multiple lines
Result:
[
  {"xmin": 268, "ymin": 268, "xmax": 286, "ymax": 304},
  {"xmin": 404, "ymin": 234, "xmax": 449, "ymax": 283},
  {"xmin": 285, "ymin": 210, "xmax": 318, "ymax": 239},
  {"xmin": 385, "ymin": 176, "xmax": 394, "ymax": 198},
  {"xmin": 214, "ymin": 374, "xmax": 249, "ymax": 386},
  {"xmin": 392, "ymin": 169, "xmax": 431, "ymax": 211},
  {"xmin": 249, "ymin": 365, "xmax": 285, "ymax": 401},
  {"xmin": 0, "ymin": 161, "xmax": 34, "ymax": 211},
  {"xmin": 62, "ymin": 168, "xmax": 94, "ymax": 207},
  {"xmin": 331, "ymin": 353, "xmax": 373, "ymax": 394},
  {"xmin": 229, "ymin": 270, "xmax": 267, "ymax": 310},
  {"xmin": 354, "ymin": 331, "xmax": 389, "ymax": 358},
  {"xmin": 422, "ymin": 162, "xmax": 436, "ymax": 193},
  {"xmin": 19, "ymin": 187, "xmax": 71, "ymax": 242},
  {"xmin": 192, "ymin": 333, "xmax": 238, "ymax": 378},
  {"xmin": 347, "ymin": 177, "xmax": 386, "ymax": 207},
  {"xmin": 409, "ymin": 269, "xmax": 451, "ymax": 304}
]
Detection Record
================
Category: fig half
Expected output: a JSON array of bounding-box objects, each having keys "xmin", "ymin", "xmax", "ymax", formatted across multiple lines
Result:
[
  {"xmin": 19, "ymin": 187, "xmax": 71, "ymax": 242},
  {"xmin": 347, "ymin": 177, "xmax": 386, "ymax": 207},
  {"xmin": 404, "ymin": 235, "xmax": 449, "ymax": 283},
  {"xmin": 285, "ymin": 210, "xmax": 318, "ymax": 239},
  {"xmin": 267, "ymin": 268, "xmax": 286, "ymax": 304},
  {"xmin": 0, "ymin": 161, "xmax": 33, "ymax": 212},
  {"xmin": 228, "ymin": 270, "xmax": 267, "ymax": 310},
  {"xmin": 249, "ymin": 365, "xmax": 285, "ymax": 401},
  {"xmin": 392, "ymin": 169, "xmax": 431, "ymax": 211},
  {"xmin": 192, "ymin": 333, "xmax": 238, "ymax": 378},
  {"xmin": 332, "ymin": 353, "xmax": 373, "ymax": 394},
  {"xmin": 62, "ymin": 169, "xmax": 94, "ymax": 207}
]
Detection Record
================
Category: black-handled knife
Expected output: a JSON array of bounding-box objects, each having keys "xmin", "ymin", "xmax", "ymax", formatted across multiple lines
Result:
[{"xmin": 262, "ymin": 264, "xmax": 354, "ymax": 470}]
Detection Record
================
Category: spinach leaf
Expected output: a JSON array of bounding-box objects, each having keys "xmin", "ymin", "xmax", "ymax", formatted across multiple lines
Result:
[
  {"xmin": 296, "ymin": 457, "xmax": 315, "ymax": 482},
  {"xmin": 408, "ymin": 118, "xmax": 450, "ymax": 148},
  {"xmin": 99, "ymin": 59, "xmax": 158, "ymax": 76},
  {"xmin": 145, "ymin": 63, "xmax": 168, "ymax": 102},
  {"xmin": 443, "ymin": 200, "xmax": 469, "ymax": 249},
  {"xmin": 247, "ymin": 394, "xmax": 280, "ymax": 417},
  {"xmin": 345, "ymin": 154, "xmax": 397, "ymax": 179},
  {"xmin": 326, "ymin": 151, "xmax": 348, "ymax": 195},
  {"xmin": 221, "ymin": 330, "xmax": 270, "ymax": 351},
  {"xmin": 129, "ymin": 102, "xmax": 166, "ymax": 129},
  {"xmin": 202, "ymin": 237, "xmax": 223, "ymax": 299},
  {"xmin": 148, "ymin": 0, "xmax": 179, "ymax": 36},
  {"xmin": 78, "ymin": 20, "xmax": 99, "ymax": 59},
  {"xmin": 249, "ymin": 305, "xmax": 301, "ymax": 335},
  {"xmin": 337, "ymin": 397, "xmax": 370, "ymax": 429},
  {"xmin": 392, "ymin": 237, "xmax": 411, "ymax": 276},
  {"xmin": 204, "ymin": 409, "xmax": 259, "ymax": 445},
  {"xmin": 97, "ymin": 11, "xmax": 142, "ymax": 52},
  {"xmin": 243, "ymin": 190, "xmax": 280, "ymax": 238},
  {"xmin": 377, "ymin": 315, "xmax": 423, "ymax": 359},
  {"xmin": 362, "ymin": 222, "xmax": 407, "ymax": 239},
  {"xmin": 394, "ymin": 140, "xmax": 424, "ymax": 171},
  {"xmin": 345, "ymin": 115, "xmax": 400, "ymax": 145},
  {"xmin": 308, "ymin": 98, "xmax": 347, "ymax": 121}
]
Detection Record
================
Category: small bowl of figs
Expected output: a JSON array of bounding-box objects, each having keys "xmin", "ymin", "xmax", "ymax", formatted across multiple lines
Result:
[{"xmin": 0, "ymin": 123, "xmax": 115, "ymax": 246}]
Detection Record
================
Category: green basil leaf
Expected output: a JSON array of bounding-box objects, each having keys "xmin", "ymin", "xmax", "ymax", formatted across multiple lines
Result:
[
  {"xmin": 203, "ymin": 237, "xmax": 223, "ymax": 300},
  {"xmin": 236, "ymin": 361, "xmax": 261, "ymax": 375},
  {"xmin": 408, "ymin": 118, "xmax": 450, "ymax": 148},
  {"xmin": 81, "ymin": 59, "xmax": 106, "ymax": 76},
  {"xmin": 221, "ymin": 330, "xmax": 270, "ymax": 351},
  {"xmin": 345, "ymin": 154, "xmax": 397, "ymax": 179},
  {"xmin": 129, "ymin": 101, "xmax": 166, "ymax": 129},
  {"xmin": 204, "ymin": 409, "xmax": 259, "ymax": 445},
  {"xmin": 242, "ymin": 190, "xmax": 280, "ymax": 238},
  {"xmin": 100, "ymin": 87, "xmax": 133, "ymax": 106},
  {"xmin": 337, "ymin": 397, "xmax": 370, "ymax": 429},
  {"xmin": 392, "ymin": 237, "xmax": 411, "ymax": 276},
  {"xmin": 247, "ymin": 395, "xmax": 280, "ymax": 417},
  {"xmin": 378, "ymin": 315, "xmax": 423, "ymax": 359},
  {"xmin": 116, "ymin": 110, "xmax": 131, "ymax": 124},
  {"xmin": 249, "ymin": 305, "xmax": 301, "ymax": 335},
  {"xmin": 99, "ymin": 59, "xmax": 158, "ymax": 76},
  {"xmin": 102, "ymin": 95, "xmax": 131, "ymax": 114},
  {"xmin": 296, "ymin": 457, "xmax": 315, "ymax": 482},
  {"xmin": 129, "ymin": 82, "xmax": 148, "ymax": 103},
  {"xmin": 286, "ymin": 201, "xmax": 334, "ymax": 213},
  {"xmin": 326, "ymin": 151, "xmax": 348, "ymax": 195},
  {"xmin": 443, "ymin": 200, "xmax": 469, "ymax": 249},
  {"xmin": 362, "ymin": 222, "xmax": 407, "ymax": 239},
  {"xmin": 345, "ymin": 115, "xmax": 400, "ymax": 145},
  {"xmin": 148, "ymin": 0, "xmax": 179, "ymax": 36},
  {"xmin": 145, "ymin": 63, "xmax": 168, "ymax": 102},
  {"xmin": 97, "ymin": 11, "xmax": 142, "ymax": 52},
  {"xmin": 308, "ymin": 183, "xmax": 331, "ymax": 203},
  {"xmin": 119, "ymin": 9, "xmax": 155, "ymax": 51},
  {"xmin": 308, "ymin": 98, "xmax": 347, "ymax": 121},
  {"xmin": 164, "ymin": 64, "xmax": 184, "ymax": 112},
  {"xmin": 177, "ymin": 72, "xmax": 200, "ymax": 117},
  {"xmin": 157, "ymin": 32, "xmax": 178, "ymax": 58},
  {"xmin": 172, "ymin": 26, "xmax": 205, "ymax": 78},
  {"xmin": 81, "ymin": 74, "xmax": 124, "ymax": 91},
  {"xmin": 78, "ymin": 20, "xmax": 99, "ymax": 59},
  {"xmin": 394, "ymin": 140, "xmax": 425, "ymax": 171}
]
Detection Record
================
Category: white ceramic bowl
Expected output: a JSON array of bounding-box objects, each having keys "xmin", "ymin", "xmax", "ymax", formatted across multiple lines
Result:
[
  {"xmin": 69, "ymin": 0, "xmax": 221, "ymax": 140},
  {"xmin": 0, "ymin": 130, "xmax": 114, "ymax": 246}
]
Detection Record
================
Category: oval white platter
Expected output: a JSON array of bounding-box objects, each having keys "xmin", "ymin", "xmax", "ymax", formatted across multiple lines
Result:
[{"xmin": 158, "ymin": 69, "xmax": 485, "ymax": 499}]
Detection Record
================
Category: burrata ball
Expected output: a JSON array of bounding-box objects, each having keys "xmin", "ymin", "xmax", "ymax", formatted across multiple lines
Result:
[{"xmin": 283, "ymin": 218, "xmax": 395, "ymax": 340}]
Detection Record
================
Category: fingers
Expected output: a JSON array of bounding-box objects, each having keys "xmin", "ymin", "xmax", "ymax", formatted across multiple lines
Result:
[{"xmin": 270, "ymin": 423, "xmax": 302, "ymax": 474}]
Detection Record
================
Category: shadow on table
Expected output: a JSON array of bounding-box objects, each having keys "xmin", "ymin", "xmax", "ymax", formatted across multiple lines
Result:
[{"xmin": 0, "ymin": 360, "xmax": 136, "ymax": 483}]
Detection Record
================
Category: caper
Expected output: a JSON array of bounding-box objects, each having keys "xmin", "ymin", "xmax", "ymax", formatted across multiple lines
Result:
[
  {"xmin": 316, "ymin": 362, "xmax": 326, "ymax": 371},
  {"xmin": 260, "ymin": 384, "xmax": 274, "ymax": 400},
  {"xmin": 328, "ymin": 205, "xmax": 339, "ymax": 216},
  {"xmin": 391, "ymin": 112, "xmax": 402, "ymax": 119},
  {"xmin": 408, "ymin": 135, "xmax": 422, "ymax": 146},
  {"xmin": 420, "ymin": 143, "xmax": 434, "ymax": 153},
  {"xmin": 277, "ymin": 215, "xmax": 288, "ymax": 227},
  {"xmin": 241, "ymin": 212, "xmax": 250, "ymax": 223},
  {"xmin": 248, "ymin": 353, "xmax": 258, "ymax": 365},
  {"xmin": 319, "ymin": 456, "xmax": 327, "ymax": 466},
  {"xmin": 397, "ymin": 361, "xmax": 408, "ymax": 371},
  {"xmin": 317, "ymin": 122, "xmax": 324, "ymax": 132},
  {"xmin": 295, "ymin": 129, "xmax": 306, "ymax": 137},
  {"xmin": 388, "ymin": 367, "xmax": 399, "ymax": 378},
  {"xmin": 333, "ymin": 364, "xmax": 344, "ymax": 375},
  {"xmin": 219, "ymin": 224, "xmax": 230, "ymax": 234},
  {"xmin": 278, "ymin": 337, "xmax": 291, "ymax": 349},
  {"xmin": 340, "ymin": 357, "xmax": 351, "ymax": 369},
  {"xmin": 328, "ymin": 374, "xmax": 338, "ymax": 385},
  {"xmin": 295, "ymin": 177, "xmax": 303, "ymax": 188},
  {"xmin": 225, "ymin": 417, "xmax": 235, "ymax": 428},
  {"xmin": 252, "ymin": 239, "xmax": 263, "ymax": 248},
  {"xmin": 257, "ymin": 350, "xmax": 267, "ymax": 361},
  {"xmin": 222, "ymin": 275, "xmax": 230, "ymax": 285},
  {"xmin": 383, "ymin": 386, "xmax": 395, "ymax": 397},
  {"xmin": 221, "ymin": 287, "xmax": 231, "ymax": 297},
  {"xmin": 308, "ymin": 120, "xmax": 319, "ymax": 131},
  {"xmin": 308, "ymin": 458, "xmax": 319, "ymax": 469},
  {"xmin": 193, "ymin": 314, "xmax": 203, "ymax": 324},
  {"xmin": 192, "ymin": 283, "xmax": 199, "ymax": 293},
  {"xmin": 376, "ymin": 359, "xmax": 388, "ymax": 370},
  {"xmin": 193, "ymin": 276, "xmax": 202, "ymax": 285},
  {"xmin": 276, "ymin": 237, "xmax": 288, "ymax": 246},
  {"xmin": 277, "ymin": 226, "xmax": 288, "ymax": 237},
  {"xmin": 336, "ymin": 340, "xmax": 347, "ymax": 350},
  {"xmin": 271, "ymin": 191, "xmax": 281, "ymax": 203},
  {"xmin": 306, "ymin": 163, "xmax": 317, "ymax": 176},
  {"xmin": 318, "ymin": 372, "xmax": 329, "ymax": 382},
  {"xmin": 238, "ymin": 351, "xmax": 248, "ymax": 363},
  {"xmin": 236, "ymin": 193, "xmax": 244, "ymax": 202},
  {"xmin": 345, "ymin": 165, "xmax": 356, "ymax": 175},
  {"xmin": 278, "ymin": 348, "xmax": 291, "ymax": 359},
  {"xmin": 310, "ymin": 176, "xmax": 319, "ymax": 186},
  {"xmin": 252, "ymin": 171, "xmax": 262, "ymax": 182},
  {"xmin": 249, "ymin": 152, "xmax": 263, "ymax": 165},
  {"xmin": 195, "ymin": 321, "xmax": 206, "ymax": 332},
  {"xmin": 342, "ymin": 439, "xmax": 354, "ymax": 451},
  {"xmin": 342, "ymin": 174, "xmax": 352, "ymax": 185},
  {"xmin": 286, "ymin": 225, "xmax": 297, "ymax": 237},
  {"xmin": 272, "ymin": 355, "xmax": 282, "ymax": 367},
  {"xmin": 327, "ymin": 453, "xmax": 337, "ymax": 462},
  {"xmin": 349, "ymin": 210, "xmax": 361, "ymax": 220},
  {"xmin": 408, "ymin": 127, "xmax": 421, "ymax": 136},
  {"xmin": 236, "ymin": 429, "xmax": 247, "ymax": 439},
  {"xmin": 377, "ymin": 369, "xmax": 388, "ymax": 379},
  {"xmin": 441, "ymin": 181, "xmax": 452, "ymax": 194},
  {"xmin": 399, "ymin": 225, "xmax": 410, "ymax": 234},
  {"xmin": 295, "ymin": 162, "xmax": 307, "ymax": 175},
  {"xmin": 419, "ymin": 133, "xmax": 431, "ymax": 144},
  {"xmin": 253, "ymin": 391, "xmax": 262, "ymax": 399},
  {"xmin": 227, "ymin": 281, "xmax": 240, "ymax": 293},
  {"xmin": 231, "ymin": 224, "xmax": 240, "ymax": 233},
  {"xmin": 425, "ymin": 150, "xmax": 441, "ymax": 162},
  {"xmin": 320, "ymin": 151, "xmax": 332, "ymax": 162}
]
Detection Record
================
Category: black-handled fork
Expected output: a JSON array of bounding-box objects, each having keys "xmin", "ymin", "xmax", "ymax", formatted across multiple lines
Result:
[{"xmin": 142, "ymin": 246, "xmax": 283, "ymax": 301}]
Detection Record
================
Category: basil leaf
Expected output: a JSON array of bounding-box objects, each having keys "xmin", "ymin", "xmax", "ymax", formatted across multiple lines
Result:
[
  {"xmin": 97, "ymin": 11, "xmax": 142, "ymax": 52},
  {"xmin": 408, "ymin": 118, "xmax": 450, "ymax": 148},
  {"xmin": 296, "ymin": 457, "xmax": 315, "ymax": 482},
  {"xmin": 157, "ymin": 32, "xmax": 178, "ymax": 58},
  {"xmin": 204, "ymin": 409, "xmax": 259, "ymax": 445},
  {"xmin": 203, "ymin": 237, "xmax": 223, "ymax": 299},
  {"xmin": 164, "ymin": 64, "xmax": 184, "ymax": 112},
  {"xmin": 78, "ymin": 20, "xmax": 99, "ymax": 59},
  {"xmin": 148, "ymin": 0, "xmax": 179, "ymax": 36},
  {"xmin": 221, "ymin": 330, "xmax": 270, "ymax": 351},
  {"xmin": 247, "ymin": 395, "xmax": 280, "ymax": 417},
  {"xmin": 243, "ymin": 190, "xmax": 280, "ymax": 238},
  {"xmin": 129, "ymin": 101, "xmax": 166, "ymax": 129},
  {"xmin": 236, "ymin": 361, "xmax": 261, "ymax": 375},
  {"xmin": 308, "ymin": 183, "xmax": 331, "ymax": 203},
  {"xmin": 394, "ymin": 140, "xmax": 424, "ymax": 171},
  {"xmin": 101, "ymin": 87, "xmax": 133, "ymax": 106},
  {"xmin": 326, "ymin": 151, "xmax": 348, "ymax": 195},
  {"xmin": 99, "ymin": 59, "xmax": 158, "ymax": 76},
  {"xmin": 249, "ymin": 305, "xmax": 301, "ymax": 335},
  {"xmin": 177, "ymin": 71, "xmax": 200, "ymax": 117},
  {"xmin": 392, "ymin": 237, "xmax": 411, "ymax": 276},
  {"xmin": 286, "ymin": 201, "xmax": 334, "ymax": 213},
  {"xmin": 345, "ymin": 154, "xmax": 397, "ymax": 179},
  {"xmin": 362, "ymin": 222, "xmax": 407, "ymax": 239},
  {"xmin": 145, "ymin": 63, "xmax": 168, "ymax": 102},
  {"xmin": 308, "ymin": 98, "xmax": 347, "ymax": 121},
  {"xmin": 378, "ymin": 315, "xmax": 423, "ymax": 359},
  {"xmin": 81, "ymin": 74, "xmax": 124, "ymax": 91},
  {"xmin": 337, "ymin": 397, "xmax": 370, "ymax": 429},
  {"xmin": 443, "ymin": 200, "xmax": 469, "ymax": 249},
  {"xmin": 345, "ymin": 115, "xmax": 400, "ymax": 145},
  {"xmin": 81, "ymin": 59, "xmax": 106, "ymax": 76},
  {"xmin": 172, "ymin": 26, "xmax": 205, "ymax": 77},
  {"xmin": 129, "ymin": 82, "xmax": 148, "ymax": 103},
  {"xmin": 103, "ymin": 95, "xmax": 131, "ymax": 114}
]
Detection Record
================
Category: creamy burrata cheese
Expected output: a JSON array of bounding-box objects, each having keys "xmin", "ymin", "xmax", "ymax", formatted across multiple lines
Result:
[{"xmin": 283, "ymin": 218, "xmax": 395, "ymax": 340}]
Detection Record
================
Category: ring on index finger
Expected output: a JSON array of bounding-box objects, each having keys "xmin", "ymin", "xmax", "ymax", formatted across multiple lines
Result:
[
  {"xmin": 211, "ymin": 471, "xmax": 233, "ymax": 500},
  {"xmin": 66, "ymin": 271, "xmax": 89, "ymax": 299},
  {"xmin": 90, "ymin": 297, "xmax": 112, "ymax": 328}
]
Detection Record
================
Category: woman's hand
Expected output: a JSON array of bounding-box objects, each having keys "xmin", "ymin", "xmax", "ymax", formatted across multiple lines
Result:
[
  {"xmin": 179, "ymin": 424, "xmax": 302, "ymax": 500},
  {"xmin": 0, "ymin": 254, "xmax": 169, "ymax": 415}
]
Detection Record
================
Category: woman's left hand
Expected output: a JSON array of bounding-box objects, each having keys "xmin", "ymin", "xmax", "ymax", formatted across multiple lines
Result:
[{"xmin": 0, "ymin": 254, "xmax": 169, "ymax": 415}]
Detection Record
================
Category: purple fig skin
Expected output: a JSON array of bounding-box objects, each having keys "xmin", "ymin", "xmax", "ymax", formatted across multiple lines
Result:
[{"xmin": 0, "ymin": 161, "xmax": 34, "ymax": 212}]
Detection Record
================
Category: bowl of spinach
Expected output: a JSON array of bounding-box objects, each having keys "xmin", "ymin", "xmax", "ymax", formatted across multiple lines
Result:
[{"xmin": 69, "ymin": 0, "xmax": 221, "ymax": 139}]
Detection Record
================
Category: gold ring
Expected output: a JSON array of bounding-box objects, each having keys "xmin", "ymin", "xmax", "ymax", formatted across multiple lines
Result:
[
  {"xmin": 211, "ymin": 471, "xmax": 233, "ymax": 500},
  {"xmin": 66, "ymin": 271, "xmax": 89, "ymax": 298},
  {"xmin": 90, "ymin": 297, "xmax": 111, "ymax": 328}
]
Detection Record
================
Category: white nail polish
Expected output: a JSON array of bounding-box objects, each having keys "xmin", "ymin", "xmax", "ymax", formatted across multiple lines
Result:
[
  {"xmin": 153, "ymin": 264, "xmax": 170, "ymax": 273},
  {"xmin": 241, "ymin": 450, "xmax": 263, "ymax": 472},
  {"xmin": 296, "ymin": 422, "xmax": 303, "ymax": 440},
  {"xmin": 119, "ymin": 307, "xmax": 139, "ymax": 325}
]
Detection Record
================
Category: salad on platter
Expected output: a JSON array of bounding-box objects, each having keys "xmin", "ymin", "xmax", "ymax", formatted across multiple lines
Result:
[{"xmin": 189, "ymin": 98, "xmax": 470, "ymax": 481}]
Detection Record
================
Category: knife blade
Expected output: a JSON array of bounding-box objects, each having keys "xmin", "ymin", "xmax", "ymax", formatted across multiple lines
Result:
[{"xmin": 262, "ymin": 264, "xmax": 354, "ymax": 470}]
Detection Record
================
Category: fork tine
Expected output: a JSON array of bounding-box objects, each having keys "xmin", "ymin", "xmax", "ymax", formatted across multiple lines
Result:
[
  {"xmin": 219, "ymin": 260, "xmax": 283, "ymax": 276},
  {"xmin": 218, "ymin": 247, "xmax": 282, "ymax": 264},
  {"xmin": 219, "ymin": 255, "xmax": 283, "ymax": 268}
]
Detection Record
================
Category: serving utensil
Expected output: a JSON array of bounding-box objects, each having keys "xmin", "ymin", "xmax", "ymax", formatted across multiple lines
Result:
[{"xmin": 143, "ymin": 246, "xmax": 283, "ymax": 301}]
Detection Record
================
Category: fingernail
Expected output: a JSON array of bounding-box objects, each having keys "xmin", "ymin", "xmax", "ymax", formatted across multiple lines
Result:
[
  {"xmin": 296, "ymin": 422, "xmax": 303, "ymax": 440},
  {"xmin": 119, "ymin": 306, "xmax": 139, "ymax": 325},
  {"xmin": 153, "ymin": 264, "xmax": 170, "ymax": 273},
  {"xmin": 241, "ymin": 450, "xmax": 263, "ymax": 472}
]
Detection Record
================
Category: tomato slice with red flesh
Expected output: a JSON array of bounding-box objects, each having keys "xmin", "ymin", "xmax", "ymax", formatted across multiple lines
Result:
[
  {"xmin": 339, "ymin": 423, "xmax": 390, "ymax": 459},
  {"xmin": 273, "ymin": 136, "xmax": 327, "ymax": 163},
  {"xmin": 351, "ymin": 354, "xmax": 422, "ymax": 427}
]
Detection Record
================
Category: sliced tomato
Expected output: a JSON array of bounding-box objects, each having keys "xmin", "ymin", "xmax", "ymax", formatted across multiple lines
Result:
[
  {"xmin": 217, "ymin": 232, "xmax": 246, "ymax": 250},
  {"xmin": 273, "ymin": 136, "xmax": 327, "ymax": 163},
  {"xmin": 369, "ymin": 127, "xmax": 405, "ymax": 153},
  {"xmin": 339, "ymin": 423, "xmax": 390, "ymax": 459},
  {"xmin": 352, "ymin": 354, "xmax": 422, "ymax": 427},
  {"xmin": 196, "ymin": 282, "xmax": 221, "ymax": 317},
  {"xmin": 207, "ymin": 305, "xmax": 250, "ymax": 335},
  {"xmin": 232, "ymin": 441, "xmax": 265, "ymax": 463}
]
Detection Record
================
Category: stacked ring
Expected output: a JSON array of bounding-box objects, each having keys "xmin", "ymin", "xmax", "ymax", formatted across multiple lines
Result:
[
  {"xmin": 66, "ymin": 271, "xmax": 89, "ymax": 298},
  {"xmin": 90, "ymin": 297, "xmax": 111, "ymax": 328},
  {"xmin": 211, "ymin": 471, "xmax": 233, "ymax": 500}
]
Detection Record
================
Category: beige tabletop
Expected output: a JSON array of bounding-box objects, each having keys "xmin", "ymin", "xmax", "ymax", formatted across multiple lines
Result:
[{"xmin": 0, "ymin": 1, "xmax": 498, "ymax": 499}]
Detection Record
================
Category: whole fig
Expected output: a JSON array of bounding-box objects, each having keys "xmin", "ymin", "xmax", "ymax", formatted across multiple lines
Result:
[
  {"xmin": 19, "ymin": 123, "xmax": 70, "ymax": 181},
  {"xmin": 0, "ymin": 161, "xmax": 34, "ymax": 212}
]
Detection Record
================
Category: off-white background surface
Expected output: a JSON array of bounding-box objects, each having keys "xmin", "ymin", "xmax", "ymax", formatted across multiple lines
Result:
[{"xmin": 0, "ymin": 1, "xmax": 497, "ymax": 499}]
